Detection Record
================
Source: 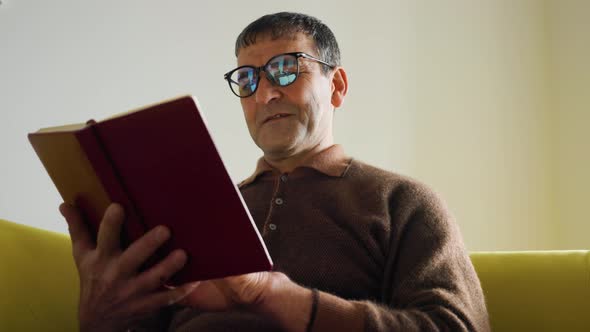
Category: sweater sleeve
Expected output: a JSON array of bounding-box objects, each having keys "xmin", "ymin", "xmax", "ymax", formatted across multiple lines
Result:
[{"xmin": 310, "ymin": 182, "xmax": 490, "ymax": 332}]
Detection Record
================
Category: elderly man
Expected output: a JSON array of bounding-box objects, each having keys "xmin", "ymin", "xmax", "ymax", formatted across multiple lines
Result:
[{"xmin": 60, "ymin": 12, "xmax": 490, "ymax": 332}]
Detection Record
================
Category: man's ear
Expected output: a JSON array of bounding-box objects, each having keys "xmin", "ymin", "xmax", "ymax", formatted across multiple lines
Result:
[{"xmin": 330, "ymin": 67, "xmax": 348, "ymax": 108}]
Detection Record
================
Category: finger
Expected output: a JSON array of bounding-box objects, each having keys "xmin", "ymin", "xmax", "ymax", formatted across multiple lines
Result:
[
  {"xmin": 211, "ymin": 278, "xmax": 236, "ymax": 301},
  {"xmin": 96, "ymin": 203, "xmax": 125, "ymax": 256},
  {"xmin": 125, "ymin": 282, "xmax": 200, "ymax": 316},
  {"xmin": 129, "ymin": 249, "xmax": 188, "ymax": 294},
  {"xmin": 117, "ymin": 225, "xmax": 171, "ymax": 275},
  {"xmin": 179, "ymin": 280, "xmax": 232, "ymax": 310},
  {"xmin": 59, "ymin": 203, "xmax": 94, "ymax": 258}
]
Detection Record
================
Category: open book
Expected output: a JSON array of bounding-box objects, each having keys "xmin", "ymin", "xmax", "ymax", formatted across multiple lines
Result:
[{"xmin": 28, "ymin": 95, "xmax": 273, "ymax": 284}]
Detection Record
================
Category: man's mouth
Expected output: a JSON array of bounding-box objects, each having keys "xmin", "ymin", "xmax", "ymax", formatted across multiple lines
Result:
[{"xmin": 264, "ymin": 113, "xmax": 292, "ymax": 123}]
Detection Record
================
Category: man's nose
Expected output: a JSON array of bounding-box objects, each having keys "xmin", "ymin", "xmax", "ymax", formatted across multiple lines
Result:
[{"xmin": 255, "ymin": 73, "xmax": 281, "ymax": 104}]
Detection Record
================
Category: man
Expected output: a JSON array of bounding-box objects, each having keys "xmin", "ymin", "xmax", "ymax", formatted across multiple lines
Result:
[{"xmin": 60, "ymin": 12, "xmax": 490, "ymax": 331}]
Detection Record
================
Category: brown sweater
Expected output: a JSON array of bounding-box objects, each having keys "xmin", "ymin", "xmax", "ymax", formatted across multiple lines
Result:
[{"xmin": 165, "ymin": 145, "xmax": 490, "ymax": 331}]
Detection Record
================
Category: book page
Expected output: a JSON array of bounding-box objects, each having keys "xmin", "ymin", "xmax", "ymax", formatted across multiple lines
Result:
[{"xmin": 35, "ymin": 123, "xmax": 86, "ymax": 133}]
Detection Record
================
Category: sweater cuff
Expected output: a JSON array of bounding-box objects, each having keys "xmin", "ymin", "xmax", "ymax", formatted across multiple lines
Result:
[{"xmin": 310, "ymin": 291, "xmax": 365, "ymax": 332}]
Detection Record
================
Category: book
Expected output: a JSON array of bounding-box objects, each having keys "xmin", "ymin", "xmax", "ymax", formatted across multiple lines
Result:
[{"xmin": 28, "ymin": 95, "xmax": 273, "ymax": 285}]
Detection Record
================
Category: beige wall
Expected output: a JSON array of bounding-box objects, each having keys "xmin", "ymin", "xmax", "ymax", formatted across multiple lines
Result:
[
  {"xmin": 402, "ymin": 0, "xmax": 589, "ymax": 250},
  {"xmin": 404, "ymin": 0, "xmax": 556, "ymax": 250},
  {"xmin": 546, "ymin": 0, "xmax": 590, "ymax": 249},
  {"xmin": 404, "ymin": 0, "xmax": 589, "ymax": 250}
]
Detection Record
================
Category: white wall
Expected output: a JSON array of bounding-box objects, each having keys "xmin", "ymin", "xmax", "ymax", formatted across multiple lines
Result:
[
  {"xmin": 1, "ymin": 0, "xmax": 587, "ymax": 251},
  {"xmin": 0, "ymin": 0, "xmax": 413, "ymax": 235}
]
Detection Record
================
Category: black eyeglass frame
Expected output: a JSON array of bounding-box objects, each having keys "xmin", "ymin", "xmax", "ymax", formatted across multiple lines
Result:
[{"xmin": 223, "ymin": 52, "xmax": 336, "ymax": 98}]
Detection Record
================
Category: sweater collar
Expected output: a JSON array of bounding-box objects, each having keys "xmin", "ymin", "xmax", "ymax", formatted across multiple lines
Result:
[{"xmin": 239, "ymin": 144, "xmax": 351, "ymax": 187}]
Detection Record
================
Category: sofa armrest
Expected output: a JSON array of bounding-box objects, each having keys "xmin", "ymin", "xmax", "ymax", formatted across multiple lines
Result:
[{"xmin": 0, "ymin": 219, "xmax": 79, "ymax": 331}]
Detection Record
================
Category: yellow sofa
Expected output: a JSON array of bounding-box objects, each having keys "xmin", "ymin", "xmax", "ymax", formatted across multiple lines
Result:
[{"xmin": 1, "ymin": 218, "xmax": 589, "ymax": 331}]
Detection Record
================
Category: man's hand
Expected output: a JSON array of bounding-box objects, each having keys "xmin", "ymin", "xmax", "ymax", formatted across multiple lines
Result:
[
  {"xmin": 179, "ymin": 271, "xmax": 275, "ymax": 311},
  {"xmin": 182, "ymin": 272, "xmax": 314, "ymax": 332},
  {"xmin": 60, "ymin": 203, "xmax": 199, "ymax": 332}
]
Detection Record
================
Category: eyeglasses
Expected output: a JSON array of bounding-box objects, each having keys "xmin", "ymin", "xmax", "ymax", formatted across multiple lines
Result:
[{"xmin": 223, "ymin": 52, "xmax": 335, "ymax": 98}]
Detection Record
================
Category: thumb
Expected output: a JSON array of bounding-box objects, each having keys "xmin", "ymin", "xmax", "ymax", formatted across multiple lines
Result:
[{"xmin": 174, "ymin": 282, "xmax": 201, "ymax": 306}]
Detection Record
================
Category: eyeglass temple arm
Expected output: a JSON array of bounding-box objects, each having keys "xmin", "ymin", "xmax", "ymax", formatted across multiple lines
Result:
[{"xmin": 298, "ymin": 53, "xmax": 335, "ymax": 68}]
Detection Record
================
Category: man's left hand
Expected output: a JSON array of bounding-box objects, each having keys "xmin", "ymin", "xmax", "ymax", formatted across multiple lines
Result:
[
  {"xmin": 179, "ymin": 271, "xmax": 283, "ymax": 312},
  {"xmin": 179, "ymin": 271, "xmax": 313, "ymax": 332}
]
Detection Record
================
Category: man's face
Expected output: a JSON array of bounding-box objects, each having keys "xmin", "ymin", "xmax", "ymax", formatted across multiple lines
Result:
[{"xmin": 236, "ymin": 34, "xmax": 335, "ymax": 158}]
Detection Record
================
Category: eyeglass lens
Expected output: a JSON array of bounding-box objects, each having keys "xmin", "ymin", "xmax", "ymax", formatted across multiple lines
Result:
[{"xmin": 228, "ymin": 54, "xmax": 299, "ymax": 97}]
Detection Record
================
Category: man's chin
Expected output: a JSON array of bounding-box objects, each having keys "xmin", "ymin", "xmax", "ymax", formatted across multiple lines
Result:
[{"xmin": 258, "ymin": 141, "xmax": 299, "ymax": 158}]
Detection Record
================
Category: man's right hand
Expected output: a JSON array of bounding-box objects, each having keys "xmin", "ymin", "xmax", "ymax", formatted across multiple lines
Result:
[{"xmin": 59, "ymin": 203, "xmax": 199, "ymax": 332}]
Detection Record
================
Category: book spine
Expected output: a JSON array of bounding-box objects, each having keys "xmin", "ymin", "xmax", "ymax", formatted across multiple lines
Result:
[{"xmin": 78, "ymin": 123, "xmax": 146, "ymax": 245}]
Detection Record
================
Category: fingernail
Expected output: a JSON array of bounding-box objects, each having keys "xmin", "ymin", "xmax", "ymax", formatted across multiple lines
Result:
[
  {"xmin": 59, "ymin": 203, "xmax": 68, "ymax": 217},
  {"xmin": 107, "ymin": 203, "xmax": 123, "ymax": 218},
  {"xmin": 155, "ymin": 226, "xmax": 170, "ymax": 241},
  {"xmin": 168, "ymin": 282, "xmax": 200, "ymax": 305},
  {"xmin": 169, "ymin": 292, "xmax": 189, "ymax": 305},
  {"xmin": 168, "ymin": 297, "xmax": 179, "ymax": 306}
]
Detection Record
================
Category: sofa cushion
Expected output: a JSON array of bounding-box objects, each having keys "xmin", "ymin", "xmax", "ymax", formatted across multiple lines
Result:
[{"xmin": 471, "ymin": 250, "xmax": 590, "ymax": 332}]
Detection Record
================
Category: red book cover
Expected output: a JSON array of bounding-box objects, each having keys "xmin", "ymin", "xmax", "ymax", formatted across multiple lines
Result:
[{"xmin": 28, "ymin": 95, "xmax": 273, "ymax": 284}]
